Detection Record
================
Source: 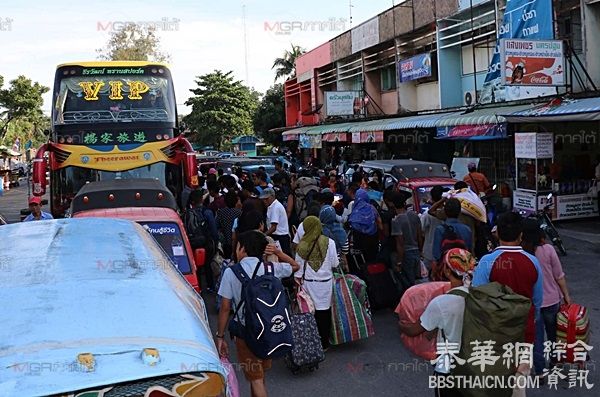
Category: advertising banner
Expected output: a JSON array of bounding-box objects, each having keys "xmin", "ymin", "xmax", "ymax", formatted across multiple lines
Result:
[
  {"xmin": 325, "ymin": 91, "xmax": 361, "ymax": 116},
  {"xmin": 299, "ymin": 134, "xmax": 322, "ymax": 149},
  {"xmin": 351, "ymin": 131, "xmax": 384, "ymax": 143},
  {"xmin": 479, "ymin": 0, "xmax": 555, "ymax": 103},
  {"xmin": 323, "ymin": 132, "xmax": 349, "ymax": 142},
  {"xmin": 500, "ymin": 39, "xmax": 564, "ymax": 86},
  {"xmin": 436, "ymin": 124, "xmax": 507, "ymax": 140},
  {"xmin": 399, "ymin": 53, "xmax": 432, "ymax": 82},
  {"xmin": 282, "ymin": 133, "xmax": 298, "ymax": 142}
]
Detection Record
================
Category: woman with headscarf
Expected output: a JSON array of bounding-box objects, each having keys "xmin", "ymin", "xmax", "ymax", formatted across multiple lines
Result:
[
  {"xmin": 348, "ymin": 188, "xmax": 382, "ymax": 263},
  {"xmin": 294, "ymin": 216, "xmax": 339, "ymax": 350},
  {"xmin": 319, "ymin": 205, "xmax": 349, "ymax": 271}
]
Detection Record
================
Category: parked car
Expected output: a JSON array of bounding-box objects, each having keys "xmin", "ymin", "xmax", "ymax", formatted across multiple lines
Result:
[
  {"xmin": 360, "ymin": 159, "xmax": 457, "ymax": 214},
  {"xmin": 0, "ymin": 218, "xmax": 227, "ymax": 397},
  {"xmin": 71, "ymin": 179, "xmax": 204, "ymax": 292}
]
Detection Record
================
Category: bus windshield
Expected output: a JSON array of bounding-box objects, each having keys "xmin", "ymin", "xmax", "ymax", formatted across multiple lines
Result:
[{"xmin": 54, "ymin": 75, "xmax": 175, "ymax": 125}]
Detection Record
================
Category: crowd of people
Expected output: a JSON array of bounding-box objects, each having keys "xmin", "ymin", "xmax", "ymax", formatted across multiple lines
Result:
[{"xmin": 179, "ymin": 162, "xmax": 573, "ymax": 397}]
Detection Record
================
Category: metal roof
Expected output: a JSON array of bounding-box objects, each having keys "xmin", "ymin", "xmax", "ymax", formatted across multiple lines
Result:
[
  {"xmin": 0, "ymin": 218, "xmax": 223, "ymax": 396},
  {"xmin": 435, "ymin": 104, "xmax": 534, "ymax": 127},
  {"xmin": 504, "ymin": 96, "xmax": 600, "ymax": 122}
]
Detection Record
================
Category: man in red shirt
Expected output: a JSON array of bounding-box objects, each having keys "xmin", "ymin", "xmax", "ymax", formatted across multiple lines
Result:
[
  {"xmin": 472, "ymin": 212, "xmax": 543, "ymax": 344},
  {"xmin": 463, "ymin": 162, "xmax": 491, "ymax": 196}
]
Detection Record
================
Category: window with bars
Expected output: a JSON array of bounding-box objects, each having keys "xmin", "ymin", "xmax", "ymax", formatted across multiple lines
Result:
[{"xmin": 380, "ymin": 65, "xmax": 397, "ymax": 91}]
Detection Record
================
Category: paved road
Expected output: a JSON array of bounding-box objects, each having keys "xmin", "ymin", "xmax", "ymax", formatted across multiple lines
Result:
[{"xmin": 1, "ymin": 183, "xmax": 599, "ymax": 396}]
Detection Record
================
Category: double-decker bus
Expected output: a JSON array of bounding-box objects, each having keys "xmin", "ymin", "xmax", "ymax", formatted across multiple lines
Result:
[{"xmin": 32, "ymin": 61, "xmax": 198, "ymax": 217}]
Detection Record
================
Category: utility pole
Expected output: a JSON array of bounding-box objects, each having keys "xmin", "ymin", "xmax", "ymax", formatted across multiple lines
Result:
[
  {"xmin": 470, "ymin": 0, "xmax": 477, "ymax": 104},
  {"xmin": 349, "ymin": 0, "xmax": 354, "ymax": 27}
]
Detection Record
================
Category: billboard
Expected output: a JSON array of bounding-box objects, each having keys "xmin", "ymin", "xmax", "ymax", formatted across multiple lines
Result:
[
  {"xmin": 500, "ymin": 39, "xmax": 564, "ymax": 86},
  {"xmin": 325, "ymin": 91, "xmax": 362, "ymax": 116},
  {"xmin": 479, "ymin": 0, "xmax": 555, "ymax": 103},
  {"xmin": 399, "ymin": 53, "xmax": 432, "ymax": 82}
]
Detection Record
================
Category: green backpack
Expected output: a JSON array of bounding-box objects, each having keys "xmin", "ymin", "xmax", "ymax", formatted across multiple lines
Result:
[{"xmin": 448, "ymin": 282, "xmax": 531, "ymax": 397}]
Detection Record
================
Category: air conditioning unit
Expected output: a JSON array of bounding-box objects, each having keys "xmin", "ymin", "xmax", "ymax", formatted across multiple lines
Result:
[{"xmin": 463, "ymin": 90, "xmax": 477, "ymax": 106}]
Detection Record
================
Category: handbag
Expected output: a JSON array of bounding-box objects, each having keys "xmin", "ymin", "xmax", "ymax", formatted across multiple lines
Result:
[
  {"xmin": 221, "ymin": 357, "xmax": 240, "ymax": 397},
  {"xmin": 329, "ymin": 265, "xmax": 375, "ymax": 345},
  {"xmin": 294, "ymin": 239, "xmax": 318, "ymax": 314}
]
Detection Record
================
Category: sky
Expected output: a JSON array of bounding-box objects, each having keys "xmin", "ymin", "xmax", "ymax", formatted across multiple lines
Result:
[{"xmin": 0, "ymin": 0, "xmax": 394, "ymax": 115}]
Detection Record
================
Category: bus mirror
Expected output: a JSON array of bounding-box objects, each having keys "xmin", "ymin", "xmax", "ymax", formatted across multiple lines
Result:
[
  {"xmin": 32, "ymin": 158, "xmax": 48, "ymax": 196},
  {"xmin": 185, "ymin": 153, "xmax": 199, "ymax": 188}
]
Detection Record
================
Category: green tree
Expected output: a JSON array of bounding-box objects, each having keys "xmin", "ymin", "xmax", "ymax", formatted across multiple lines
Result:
[
  {"xmin": 253, "ymin": 84, "xmax": 285, "ymax": 146},
  {"xmin": 2, "ymin": 117, "xmax": 50, "ymax": 148},
  {"xmin": 96, "ymin": 23, "xmax": 170, "ymax": 61},
  {"xmin": 0, "ymin": 75, "xmax": 49, "ymax": 142},
  {"xmin": 184, "ymin": 70, "xmax": 258, "ymax": 149},
  {"xmin": 272, "ymin": 44, "xmax": 305, "ymax": 82}
]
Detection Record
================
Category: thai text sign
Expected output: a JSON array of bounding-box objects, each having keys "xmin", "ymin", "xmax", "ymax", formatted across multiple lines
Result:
[
  {"xmin": 514, "ymin": 133, "xmax": 553, "ymax": 158},
  {"xmin": 399, "ymin": 53, "xmax": 432, "ymax": 82},
  {"xmin": 500, "ymin": 39, "xmax": 564, "ymax": 86},
  {"xmin": 325, "ymin": 91, "xmax": 361, "ymax": 116}
]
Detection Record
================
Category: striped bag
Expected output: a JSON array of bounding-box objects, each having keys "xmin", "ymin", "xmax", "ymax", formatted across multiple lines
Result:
[
  {"xmin": 556, "ymin": 303, "xmax": 591, "ymax": 363},
  {"xmin": 329, "ymin": 268, "xmax": 375, "ymax": 345}
]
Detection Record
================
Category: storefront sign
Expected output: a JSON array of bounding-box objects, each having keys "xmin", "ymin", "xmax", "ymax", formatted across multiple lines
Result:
[
  {"xmin": 513, "ymin": 191, "xmax": 537, "ymax": 212},
  {"xmin": 479, "ymin": 0, "xmax": 555, "ymax": 103},
  {"xmin": 514, "ymin": 132, "xmax": 553, "ymax": 158},
  {"xmin": 556, "ymin": 194, "xmax": 598, "ymax": 220},
  {"xmin": 351, "ymin": 131, "xmax": 384, "ymax": 143},
  {"xmin": 500, "ymin": 39, "xmax": 564, "ymax": 86},
  {"xmin": 323, "ymin": 132, "xmax": 348, "ymax": 142},
  {"xmin": 299, "ymin": 134, "xmax": 322, "ymax": 149},
  {"xmin": 399, "ymin": 53, "xmax": 432, "ymax": 82},
  {"xmin": 436, "ymin": 124, "xmax": 506, "ymax": 140},
  {"xmin": 282, "ymin": 133, "xmax": 298, "ymax": 142},
  {"xmin": 351, "ymin": 17, "xmax": 379, "ymax": 53},
  {"xmin": 325, "ymin": 91, "xmax": 361, "ymax": 116}
]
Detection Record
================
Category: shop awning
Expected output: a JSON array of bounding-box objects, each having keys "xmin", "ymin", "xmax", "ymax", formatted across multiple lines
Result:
[{"xmin": 503, "ymin": 96, "xmax": 600, "ymax": 123}]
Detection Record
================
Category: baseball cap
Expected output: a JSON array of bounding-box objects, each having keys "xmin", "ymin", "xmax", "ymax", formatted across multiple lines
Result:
[
  {"xmin": 258, "ymin": 187, "xmax": 276, "ymax": 199},
  {"xmin": 208, "ymin": 168, "xmax": 218, "ymax": 175},
  {"xmin": 28, "ymin": 196, "xmax": 42, "ymax": 205}
]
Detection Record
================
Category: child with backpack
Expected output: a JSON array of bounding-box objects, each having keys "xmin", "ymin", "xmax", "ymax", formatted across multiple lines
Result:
[{"xmin": 216, "ymin": 230, "xmax": 299, "ymax": 397}]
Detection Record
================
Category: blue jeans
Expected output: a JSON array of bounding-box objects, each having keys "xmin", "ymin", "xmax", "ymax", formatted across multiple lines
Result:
[
  {"xmin": 534, "ymin": 303, "xmax": 560, "ymax": 375},
  {"xmin": 397, "ymin": 249, "xmax": 421, "ymax": 292}
]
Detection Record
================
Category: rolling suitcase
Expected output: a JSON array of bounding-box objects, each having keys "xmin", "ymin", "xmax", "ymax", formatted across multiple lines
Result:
[
  {"xmin": 285, "ymin": 312, "xmax": 324, "ymax": 374},
  {"xmin": 556, "ymin": 303, "xmax": 591, "ymax": 363},
  {"xmin": 364, "ymin": 262, "xmax": 399, "ymax": 310}
]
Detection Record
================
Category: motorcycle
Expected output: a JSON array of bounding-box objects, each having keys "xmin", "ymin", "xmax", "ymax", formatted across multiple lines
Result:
[{"xmin": 530, "ymin": 193, "xmax": 567, "ymax": 256}]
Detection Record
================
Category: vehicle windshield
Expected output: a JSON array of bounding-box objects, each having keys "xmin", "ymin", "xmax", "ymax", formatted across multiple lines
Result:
[
  {"xmin": 138, "ymin": 222, "xmax": 192, "ymax": 274},
  {"xmin": 416, "ymin": 185, "xmax": 454, "ymax": 213},
  {"xmin": 52, "ymin": 163, "xmax": 183, "ymax": 217},
  {"xmin": 54, "ymin": 75, "xmax": 175, "ymax": 124}
]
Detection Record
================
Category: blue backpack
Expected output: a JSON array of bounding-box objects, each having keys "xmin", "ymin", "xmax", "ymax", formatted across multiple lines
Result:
[{"xmin": 228, "ymin": 261, "xmax": 293, "ymax": 359}]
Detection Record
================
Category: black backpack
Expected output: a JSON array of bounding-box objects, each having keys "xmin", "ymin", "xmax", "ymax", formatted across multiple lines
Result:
[
  {"xmin": 228, "ymin": 261, "xmax": 293, "ymax": 359},
  {"xmin": 183, "ymin": 207, "xmax": 210, "ymax": 249}
]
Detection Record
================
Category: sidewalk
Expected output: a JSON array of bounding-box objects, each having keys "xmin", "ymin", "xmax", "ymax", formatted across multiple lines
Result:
[{"xmin": 0, "ymin": 179, "xmax": 37, "ymax": 223}]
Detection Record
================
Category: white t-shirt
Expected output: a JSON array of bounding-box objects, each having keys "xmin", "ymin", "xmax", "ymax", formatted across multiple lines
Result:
[
  {"xmin": 267, "ymin": 199, "xmax": 289, "ymax": 236},
  {"xmin": 292, "ymin": 223, "xmax": 305, "ymax": 244},
  {"xmin": 419, "ymin": 286, "xmax": 469, "ymax": 374},
  {"xmin": 293, "ymin": 238, "xmax": 339, "ymax": 310},
  {"xmin": 218, "ymin": 257, "xmax": 292, "ymax": 324}
]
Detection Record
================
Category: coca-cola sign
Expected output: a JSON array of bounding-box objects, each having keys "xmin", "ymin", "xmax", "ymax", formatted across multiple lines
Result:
[{"xmin": 500, "ymin": 39, "xmax": 564, "ymax": 86}]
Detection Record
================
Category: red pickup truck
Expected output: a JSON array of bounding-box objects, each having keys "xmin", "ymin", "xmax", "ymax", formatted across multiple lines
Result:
[{"xmin": 71, "ymin": 179, "xmax": 204, "ymax": 292}]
